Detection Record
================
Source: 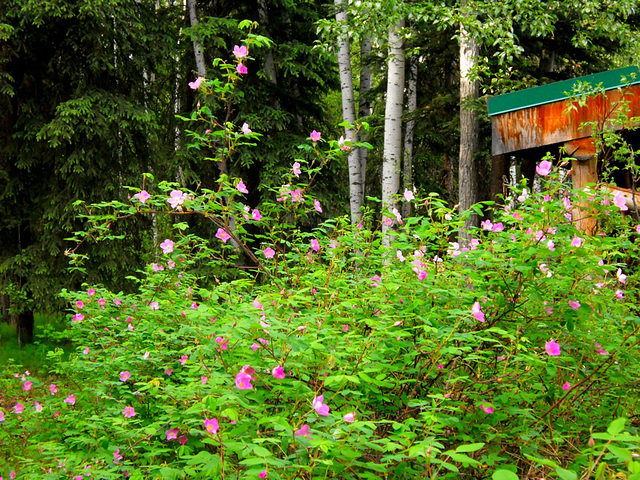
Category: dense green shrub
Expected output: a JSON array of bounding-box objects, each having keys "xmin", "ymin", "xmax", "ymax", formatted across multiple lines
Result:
[{"xmin": 1, "ymin": 49, "xmax": 640, "ymax": 480}]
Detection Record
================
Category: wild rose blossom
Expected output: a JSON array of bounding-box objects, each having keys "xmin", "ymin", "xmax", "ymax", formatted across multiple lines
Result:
[
  {"xmin": 545, "ymin": 339, "xmax": 561, "ymax": 356},
  {"xmin": 134, "ymin": 190, "xmax": 150, "ymax": 204},
  {"xmin": 536, "ymin": 160, "xmax": 552, "ymax": 176},
  {"xmin": 272, "ymin": 366, "xmax": 285, "ymax": 379},
  {"xmin": 233, "ymin": 45, "xmax": 248, "ymax": 58},
  {"xmin": 188, "ymin": 76, "xmax": 203, "ymax": 90},
  {"xmin": 310, "ymin": 130, "xmax": 321, "ymax": 142},
  {"xmin": 312, "ymin": 395, "xmax": 330, "ymax": 416}
]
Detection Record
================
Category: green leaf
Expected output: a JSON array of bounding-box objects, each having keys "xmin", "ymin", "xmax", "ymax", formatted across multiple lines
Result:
[
  {"xmin": 252, "ymin": 445, "xmax": 272, "ymax": 457},
  {"xmin": 492, "ymin": 469, "xmax": 519, "ymax": 480},
  {"xmin": 555, "ymin": 467, "xmax": 577, "ymax": 480},
  {"xmin": 607, "ymin": 417, "xmax": 627, "ymax": 435},
  {"xmin": 456, "ymin": 442, "xmax": 485, "ymax": 453},
  {"xmin": 606, "ymin": 444, "xmax": 632, "ymax": 462}
]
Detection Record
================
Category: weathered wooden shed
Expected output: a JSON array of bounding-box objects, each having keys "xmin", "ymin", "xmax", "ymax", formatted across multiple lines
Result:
[{"xmin": 488, "ymin": 66, "xmax": 640, "ymax": 232}]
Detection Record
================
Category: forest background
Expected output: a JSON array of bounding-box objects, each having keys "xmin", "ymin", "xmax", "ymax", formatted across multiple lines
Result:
[{"xmin": 2, "ymin": 0, "xmax": 639, "ymax": 319}]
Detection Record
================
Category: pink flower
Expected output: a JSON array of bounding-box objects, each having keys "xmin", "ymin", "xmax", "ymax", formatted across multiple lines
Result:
[
  {"xmin": 35, "ymin": 401, "xmax": 43, "ymax": 412},
  {"xmin": 252, "ymin": 208, "xmax": 262, "ymax": 221},
  {"xmin": 614, "ymin": 192, "xmax": 629, "ymax": 211},
  {"xmin": 179, "ymin": 435, "xmax": 188, "ymax": 445},
  {"xmin": 149, "ymin": 301, "xmax": 159, "ymax": 310},
  {"xmin": 123, "ymin": 406, "xmax": 136, "ymax": 418},
  {"xmin": 562, "ymin": 381, "xmax": 571, "ymax": 391},
  {"xmin": 24, "ymin": 381, "xmax": 32, "ymax": 391},
  {"xmin": 215, "ymin": 336, "xmax": 229, "ymax": 350},
  {"xmin": 250, "ymin": 343, "xmax": 260, "ymax": 351},
  {"xmin": 292, "ymin": 162, "xmax": 301, "ymax": 177},
  {"xmin": 236, "ymin": 366, "xmax": 255, "ymax": 390},
  {"xmin": 119, "ymin": 371, "xmax": 131, "ymax": 382},
  {"xmin": 236, "ymin": 63, "xmax": 248, "ymax": 74},
  {"xmin": 0, "ymin": 410, "xmax": 4, "ymax": 421},
  {"xmin": 64, "ymin": 395, "xmax": 76, "ymax": 405},
  {"xmin": 616, "ymin": 268, "xmax": 627, "ymax": 283},
  {"xmin": 233, "ymin": 45, "xmax": 248, "ymax": 58},
  {"xmin": 216, "ymin": 228, "xmax": 231, "ymax": 243},
  {"xmin": 113, "ymin": 448, "xmax": 123, "ymax": 464},
  {"xmin": 481, "ymin": 219, "xmax": 493, "ymax": 230},
  {"xmin": 14, "ymin": 403, "xmax": 23, "ymax": 414},
  {"xmin": 168, "ymin": 190, "xmax": 187, "ymax": 209},
  {"xmin": 370, "ymin": 275, "xmax": 382, "ymax": 287},
  {"xmin": 134, "ymin": 190, "xmax": 150, "ymax": 204},
  {"xmin": 568, "ymin": 300, "xmax": 580, "ymax": 311},
  {"xmin": 160, "ymin": 239, "xmax": 174, "ymax": 254},
  {"xmin": 166, "ymin": 428, "xmax": 180, "ymax": 440},
  {"xmin": 295, "ymin": 424, "xmax": 312, "ymax": 438},
  {"xmin": 189, "ymin": 76, "xmax": 204, "ymax": 90},
  {"xmin": 338, "ymin": 135, "xmax": 350, "ymax": 151},
  {"xmin": 536, "ymin": 160, "xmax": 552, "ymax": 176},
  {"xmin": 165, "ymin": 368, "xmax": 173, "ymax": 376},
  {"xmin": 272, "ymin": 366, "xmax": 285, "ymax": 379},
  {"xmin": 180, "ymin": 355, "xmax": 188, "ymax": 365},
  {"xmin": 472, "ymin": 302, "xmax": 485, "ymax": 322},
  {"xmin": 291, "ymin": 188, "xmax": 303, "ymax": 202},
  {"xmin": 312, "ymin": 395, "xmax": 330, "ymax": 416},
  {"xmin": 314, "ymin": 199, "xmax": 323, "ymax": 213},
  {"xmin": 481, "ymin": 403, "xmax": 494, "ymax": 414},
  {"xmin": 615, "ymin": 290, "xmax": 624, "ymax": 299},
  {"xmin": 201, "ymin": 376, "xmax": 208, "ymax": 384},
  {"xmin": 595, "ymin": 343, "xmax": 609, "ymax": 355},
  {"xmin": 310, "ymin": 130, "xmax": 321, "ymax": 142},
  {"xmin": 343, "ymin": 412, "xmax": 356, "ymax": 422},
  {"xmin": 76, "ymin": 300, "xmax": 84, "ymax": 309},
  {"xmin": 113, "ymin": 298, "xmax": 121, "ymax": 305},
  {"xmin": 545, "ymin": 339, "xmax": 561, "ymax": 356},
  {"xmin": 547, "ymin": 240, "xmax": 555, "ymax": 251},
  {"xmin": 10, "ymin": 471, "xmax": 16, "ymax": 480},
  {"xmin": 241, "ymin": 122, "xmax": 252, "ymax": 134},
  {"xmin": 417, "ymin": 270, "xmax": 427, "ymax": 280},
  {"xmin": 403, "ymin": 189, "xmax": 415, "ymax": 201},
  {"xmin": 237, "ymin": 180, "xmax": 248, "ymax": 194},
  {"xmin": 204, "ymin": 418, "xmax": 219, "ymax": 434},
  {"xmin": 98, "ymin": 298, "xmax": 106, "ymax": 306},
  {"xmin": 263, "ymin": 247, "xmax": 275, "ymax": 259},
  {"xmin": 50, "ymin": 384, "xmax": 57, "ymax": 395},
  {"xmin": 259, "ymin": 471, "xmax": 268, "ymax": 479},
  {"xmin": 72, "ymin": 313, "xmax": 84, "ymax": 322},
  {"xmin": 571, "ymin": 236, "xmax": 583, "ymax": 247},
  {"xmin": 310, "ymin": 239, "xmax": 320, "ymax": 252}
]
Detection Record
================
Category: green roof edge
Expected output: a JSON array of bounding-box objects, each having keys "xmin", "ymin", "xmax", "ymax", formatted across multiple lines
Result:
[{"xmin": 487, "ymin": 66, "xmax": 640, "ymax": 116}]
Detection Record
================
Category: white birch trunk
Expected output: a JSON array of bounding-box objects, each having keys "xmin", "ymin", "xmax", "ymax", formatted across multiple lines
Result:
[
  {"xmin": 402, "ymin": 55, "xmax": 418, "ymax": 218},
  {"xmin": 358, "ymin": 34, "xmax": 372, "ymax": 198},
  {"xmin": 334, "ymin": 0, "xmax": 362, "ymax": 223},
  {"xmin": 459, "ymin": 0, "xmax": 479, "ymax": 240},
  {"xmin": 187, "ymin": 0, "xmax": 206, "ymax": 76},
  {"xmin": 381, "ymin": 18, "xmax": 405, "ymax": 247}
]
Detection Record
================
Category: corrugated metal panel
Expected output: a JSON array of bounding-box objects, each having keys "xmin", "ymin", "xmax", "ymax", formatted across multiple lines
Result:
[{"xmin": 487, "ymin": 66, "xmax": 640, "ymax": 116}]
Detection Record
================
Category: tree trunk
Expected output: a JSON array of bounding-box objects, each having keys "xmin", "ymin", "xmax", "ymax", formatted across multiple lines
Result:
[
  {"xmin": 187, "ymin": 0, "xmax": 206, "ymax": 76},
  {"xmin": 381, "ymin": 18, "xmax": 405, "ymax": 247},
  {"xmin": 358, "ymin": 34, "xmax": 372, "ymax": 199},
  {"xmin": 402, "ymin": 55, "xmax": 418, "ymax": 218},
  {"xmin": 458, "ymin": 0, "xmax": 479, "ymax": 240},
  {"xmin": 334, "ymin": 0, "xmax": 362, "ymax": 223}
]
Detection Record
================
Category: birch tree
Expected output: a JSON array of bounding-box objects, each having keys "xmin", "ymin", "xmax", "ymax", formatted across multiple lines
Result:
[
  {"xmin": 381, "ymin": 18, "xmax": 405, "ymax": 247},
  {"xmin": 187, "ymin": 0, "xmax": 206, "ymax": 77},
  {"xmin": 458, "ymin": 0, "xmax": 479, "ymax": 240},
  {"xmin": 334, "ymin": 0, "xmax": 363, "ymax": 223},
  {"xmin": 402, "ymin": 54, "xmax": 418, "ymax": 218}
]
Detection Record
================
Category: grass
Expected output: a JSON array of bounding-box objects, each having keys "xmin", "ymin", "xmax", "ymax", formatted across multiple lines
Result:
[{"xmin": 0, "ymin": 312, "xmax": 72, "ymax": 374}]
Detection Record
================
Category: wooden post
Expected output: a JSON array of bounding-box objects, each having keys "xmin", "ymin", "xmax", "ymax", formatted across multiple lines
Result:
[{"xmin": 565, "ymin": 138, "xmax": 597, "ymax": 234}]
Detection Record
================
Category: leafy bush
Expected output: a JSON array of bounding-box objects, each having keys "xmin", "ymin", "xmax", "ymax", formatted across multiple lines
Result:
[{"xmin": 2, "ymin": 47, "xmax": 640, "ymax": 480}]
